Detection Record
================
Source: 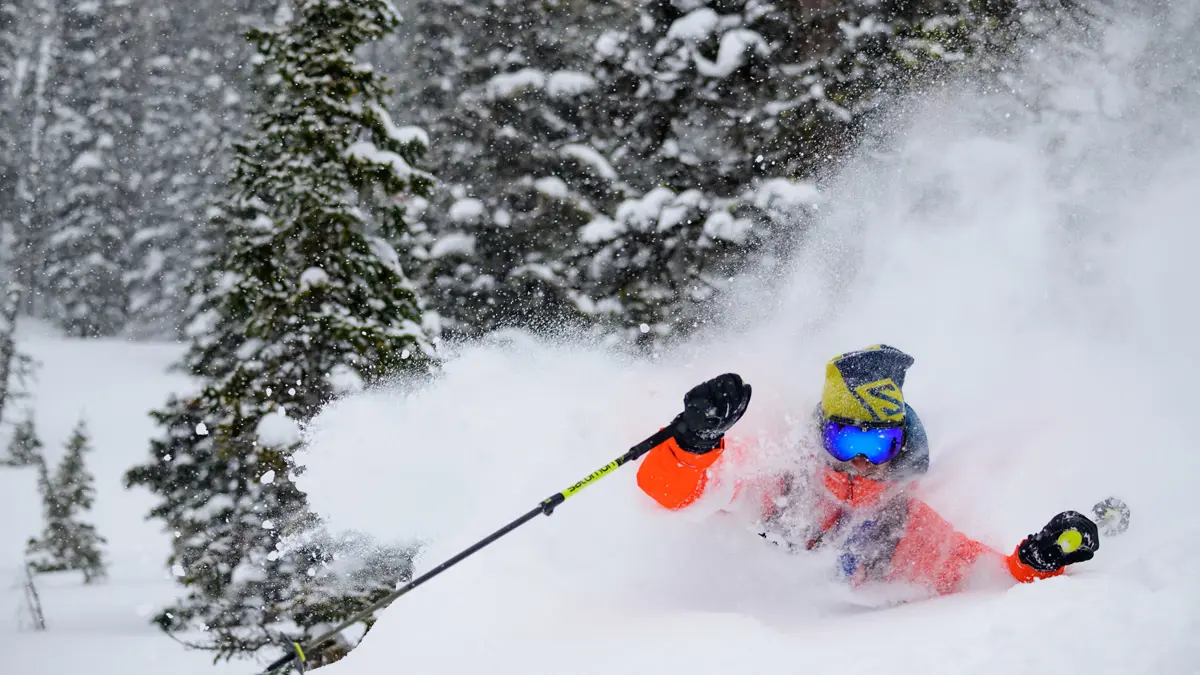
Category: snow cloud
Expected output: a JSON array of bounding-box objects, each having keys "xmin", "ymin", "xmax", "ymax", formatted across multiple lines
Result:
[{"xmin": 299, "ymin": 4, "xmax": 1200, "ymax": 673}]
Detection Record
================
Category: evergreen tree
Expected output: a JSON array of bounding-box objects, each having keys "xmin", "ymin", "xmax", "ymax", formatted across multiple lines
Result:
[
  {"xmin": 2, "ymin": 411, "xmax": 42, "ymax": 467},
  {"xmin": 0, "ymin": 284, "xmax": 36, "ymax": 424},
  {"xmin": 41, "ymin": 0, "xmax": 142, "ymax": 336},
  {"xmin": 396, "ymin": 0, "xmax": 638, "ymax": 339},
  {"xmin": 0, "ymin": 0, "xmax": 27, "ymax": 233},
  {"xmin": 574, "ymin": 0, "xmax": 1067, "ymax": 345},
  {"xmin": 2, "ymin": 0, "xmax": 56, "ymax": 308},
  {"xmin": 27, "ymin": 419, "xmax": 107, "ymax": 583},
  {"xmin": 573, "ymin": 0, "xmax": 817, "ymax": 345},
  {"xmin": 126, "ymin": 0, "xmax": 434, "ymax": 663},
  {"xmin": 127, "ymin": 0, "xmax": 269, "ymax": 337}
]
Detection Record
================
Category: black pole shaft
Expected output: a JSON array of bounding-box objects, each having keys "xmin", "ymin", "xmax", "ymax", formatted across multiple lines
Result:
[{"xmin": 261, "ymin": 426, "xmax": 674, "ymax": 675}]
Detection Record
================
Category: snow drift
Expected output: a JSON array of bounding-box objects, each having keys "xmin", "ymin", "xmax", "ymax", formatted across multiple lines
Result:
[{"xmin": 296, "ymin": 3, "xmax": 1200, "ymax": 673}]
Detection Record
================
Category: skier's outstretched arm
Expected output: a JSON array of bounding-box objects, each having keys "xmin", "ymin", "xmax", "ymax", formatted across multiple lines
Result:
[
  {"xmin": 890, "ymin": 501, "xmax": 1100, "ymax": 594},
  {"xmin": 636, "ymin": 374, "xmax": 752, "ymax": 510}
]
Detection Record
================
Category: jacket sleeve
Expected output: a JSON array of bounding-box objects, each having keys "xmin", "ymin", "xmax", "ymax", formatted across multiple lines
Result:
[
  {"xmin": 636, "ymin": 436, "xmax": 726, "ymax": 510},
  {"xmin": 888, "ymin": 499, "xmax": 1063, "ymax": 595}
]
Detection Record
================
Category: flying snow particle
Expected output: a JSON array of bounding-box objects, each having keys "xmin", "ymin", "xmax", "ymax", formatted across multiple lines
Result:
[
  {"xmin": 639, "ymin": 323, "xmax": 650, "ymax": 333},
  {"xmin": 195, "ymin": 422, "xmax": 208, "ymax": 436},
  {"xmin": 262, "ymin": 520, "xmax": 275, "ymax": 530},
  {"xmin": 260, "ymin": 470, "xmax": 276, "ymax": 484}
]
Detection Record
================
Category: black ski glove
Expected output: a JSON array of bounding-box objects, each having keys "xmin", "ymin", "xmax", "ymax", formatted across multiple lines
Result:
[
  {"xmin": 1016, "ymin": 511, "xmax": 1100, "ymax": 573},
  {"xmin": 670, "ymin": 373, "xmax": 752, "ymax": 454}
]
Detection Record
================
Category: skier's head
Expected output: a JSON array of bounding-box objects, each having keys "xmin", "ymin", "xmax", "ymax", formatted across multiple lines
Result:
[{"xmin": 818, "ymin": 345, "xmax": 927, "ymax": 479}]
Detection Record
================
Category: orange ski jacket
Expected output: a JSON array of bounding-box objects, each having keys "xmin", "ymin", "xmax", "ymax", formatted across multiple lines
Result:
[{"xmin": 636, "ymin": 436, "xmax": 1060, "ymax": 595}]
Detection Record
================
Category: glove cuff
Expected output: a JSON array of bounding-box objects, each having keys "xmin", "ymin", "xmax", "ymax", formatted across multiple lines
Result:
[{"xmin": 1008, "ymin": 542, "xmax": 1065, "ymax": 583}]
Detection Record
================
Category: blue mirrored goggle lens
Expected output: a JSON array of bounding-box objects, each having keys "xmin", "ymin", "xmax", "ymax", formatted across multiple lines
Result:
[{"xmin": 822, "ymin": 421, "xmax": 905, "ymax": 464}]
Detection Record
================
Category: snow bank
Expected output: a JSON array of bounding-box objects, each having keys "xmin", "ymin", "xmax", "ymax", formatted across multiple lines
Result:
[
  {"xmin": 0, "ymin": 325, "xmax": 244, "ymax": 674},
  {"xmin": 299, "ymin": 3, "xmax": 1200, "ymax": 674}
]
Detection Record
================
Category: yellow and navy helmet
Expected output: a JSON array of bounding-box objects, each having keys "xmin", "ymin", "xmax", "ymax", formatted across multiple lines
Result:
[
  {"xmin": 819, "ymin": 344, "xmax": 928, "ymax": 475},
  {"xmin": 821, "ymin": 344, "xmax": 915, "ymax": 427}
]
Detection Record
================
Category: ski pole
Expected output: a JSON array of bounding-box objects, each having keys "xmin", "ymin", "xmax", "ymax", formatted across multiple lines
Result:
[{"xmin": 259, "ymin": 426, "xmax": 675, "ymax": 675}]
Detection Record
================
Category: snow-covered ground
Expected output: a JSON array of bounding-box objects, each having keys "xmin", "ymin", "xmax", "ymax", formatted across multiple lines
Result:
[
  {"xmin": 2, "ymin": 3, "xmax": 1199, "ymax": 675},
  {"xmin": 0, "ymin": 324, "xmax": 240, "ymax": 675}
]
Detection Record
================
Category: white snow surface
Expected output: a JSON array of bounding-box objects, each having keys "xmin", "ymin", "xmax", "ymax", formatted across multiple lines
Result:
[
  {"xmin": 546, "ymin": 71, "xmax": 597, "ymax": 98},
  {"xmin": 368, "ymin": 102, "xmax": 428, "ymax": 147},
  {"xmin": 578, "ymin": 215, "xmax": 623, "ymax": 244},
  {"xmin": 695, "ymin": 29, "xmax": 769, "ymax": 78},
  {"xmin": 533, "ymin": 176, "xmax": 569, "ymax": 198},
  {"xmin": 345, "ymin": 140, "xmax": 415, "ymax": 180},
  {"xmin": 299, "ymin": 266, "xmax": 329, "ymax": 290},
  {"xmin": 429, "ymin": 232, "xmax": 476, "ymax": 258},
  {"xmin": 667, "ymin": 7, "xmax": 720, "ymax": 42},
  {"xmin": 561, "ymin": 143, "xmax": 618, "ymax": 180},
  {"xmin": 486, "ymin": 68, "xmax": 545, "ymax": 98},
  {"xmin": 754, "ymin": 177, "xmax": 821, "ymax": 209},
  {"xmin": 298, "ymin": 6, "xmax": 1200, "ymax": 675},
  {"xmin": 703, "ymin": 210, "xmax": 752, "ymax": 242},
  {"xmin": 256, "ymin": 407, "xmax": 302, "ymax": 448},
  {"xmin": 0, "ymin": 323, "xmax": 241, "ymax": 675},
  {"xmin": 448, "ymin": 197, "xmax": 485, "ymax": 223}
]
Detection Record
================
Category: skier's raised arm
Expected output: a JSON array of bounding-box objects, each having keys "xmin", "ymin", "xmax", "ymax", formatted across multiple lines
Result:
[{"xmin": 636, "ymin": 374, "xmax": 751, "ymax": 510}]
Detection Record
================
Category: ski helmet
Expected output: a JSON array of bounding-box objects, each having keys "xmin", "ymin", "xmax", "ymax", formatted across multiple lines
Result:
[{"xmin": 819, "ymin": 345, "xmax": 929, "ymax": 475}]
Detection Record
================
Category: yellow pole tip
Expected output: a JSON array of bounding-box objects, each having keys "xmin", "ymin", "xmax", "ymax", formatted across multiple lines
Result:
[{"xmin": 1057, "ymin": 529, "xmax": 1083, "ymax": 553}]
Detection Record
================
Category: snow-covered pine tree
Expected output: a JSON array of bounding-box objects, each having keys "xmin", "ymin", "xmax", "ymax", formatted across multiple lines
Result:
[
  {"xmin": 575, "ymin": 0, "xmax": 1064, "ymax": 346},
  {"xmin": 0, "ymin": 284, "xmax": 35, "ymax": 425},
  {"xmin": 396, "ymin": 0, "xmax": 637, "ymax": 340},
  {"xmin": 125, "ymin": 0, "xmax": 434, "ymax": 663},
  {"xmin": 27, "ymin": 419, "xmax": 107, "ymax": 583},
  {"xmin": 41, "ymin": 0, "xmax": 142, "ymax": 337},
  {"xmin": 0, "ymin": 0, "xmax": 26, "ymax": 228},
  {"xmin": 126, "ymin": 0, "xmax": 270, "ymax": 338},
  {"xmin": 3, "ymin": 411, "xmax": 43, "ymax": 467},
  {"xmin": 573, "ymin": 0, "xmax": 816, "ymax": 345},
  {"xmin": 1, "ymin": 0, "xmax": 56, "ymax": 309}
]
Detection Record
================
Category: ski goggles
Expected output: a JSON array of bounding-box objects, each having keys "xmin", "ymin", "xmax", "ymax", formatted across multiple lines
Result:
[{"xmin": 821, "ymin": 420, "xmax": 905, "ymax": 465}]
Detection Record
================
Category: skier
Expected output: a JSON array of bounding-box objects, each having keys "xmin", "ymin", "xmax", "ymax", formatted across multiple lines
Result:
[{"xmin": 637, "ymin": 345, "xmax": 1100, "ymax": 596}]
